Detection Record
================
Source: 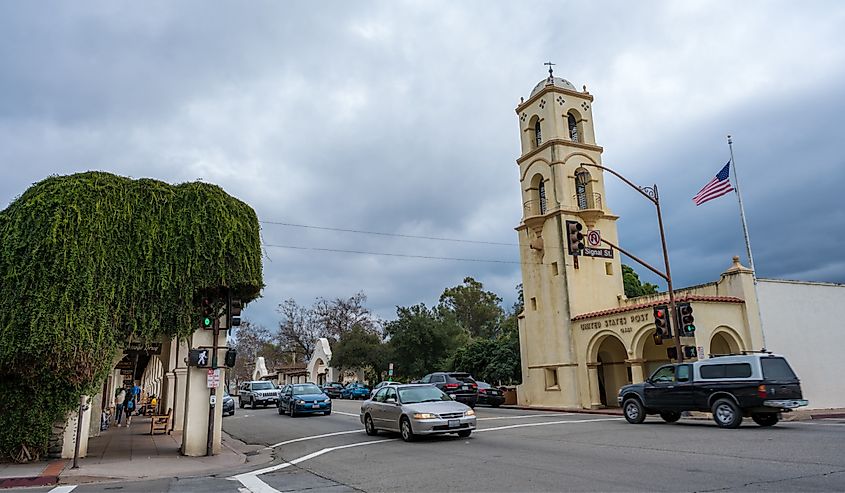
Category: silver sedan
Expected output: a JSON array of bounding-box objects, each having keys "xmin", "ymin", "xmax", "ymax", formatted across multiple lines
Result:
[{"xmin": 360, "ymin": 384, "xmax": 477, "ymax": 442}]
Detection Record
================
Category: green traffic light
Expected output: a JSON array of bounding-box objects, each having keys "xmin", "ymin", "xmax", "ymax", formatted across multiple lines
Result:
[{"xmin": 203, "ymin": 317, "xmax": 212, "ymax": 328}]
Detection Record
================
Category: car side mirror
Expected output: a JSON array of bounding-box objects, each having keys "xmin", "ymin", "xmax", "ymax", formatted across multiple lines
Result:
[{"xmin": 385, "ymin": 397, "xmax": 397, "ymax": 404}]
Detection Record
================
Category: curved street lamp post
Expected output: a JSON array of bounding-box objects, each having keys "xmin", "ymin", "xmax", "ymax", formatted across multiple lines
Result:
[{"xmin": 579, "ymin": 163, "xmax": 685, "ymax": 363}]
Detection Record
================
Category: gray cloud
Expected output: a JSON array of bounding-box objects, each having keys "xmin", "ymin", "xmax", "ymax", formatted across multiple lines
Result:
[{"xmin": 1, "ymin": 1, "xmax": 843, "ymax": 328}]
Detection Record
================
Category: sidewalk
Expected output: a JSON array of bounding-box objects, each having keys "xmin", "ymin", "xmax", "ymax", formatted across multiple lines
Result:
[
  {"xmin": 500, "ymin": 404, "xmax": 845, "ymax": 421},
  {"xmin": 1, "ymin": 415, "xmax": 271, "ymax": 488}
]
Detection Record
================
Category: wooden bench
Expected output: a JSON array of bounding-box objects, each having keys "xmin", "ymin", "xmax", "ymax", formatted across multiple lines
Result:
[{"xmin": 150, "ymin": 408, "xmax": 172, "ymax": 435}]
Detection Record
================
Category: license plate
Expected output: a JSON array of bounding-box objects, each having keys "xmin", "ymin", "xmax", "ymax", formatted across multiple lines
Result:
[
  {"xmin": 448, "ymin": 419, "xmax": 459, "ymax": 428},
  {"xmin": 312, "ymin": 404, "xmax": 320, "ymax": 408},
  {"xmin": 462, "ymin": 385, "xmax": 469, "ymax": 390}
]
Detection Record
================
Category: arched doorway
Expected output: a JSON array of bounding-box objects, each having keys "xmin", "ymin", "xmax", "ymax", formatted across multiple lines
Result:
[
  {"xmin": 642, "ymin": 334, "xmax": 671, "ymax": 379},
  {"xmin": 595, "ymin": 335, "xmax": 629, "ymax": 407},
  {"xmin": 711, "ymin": 331, "xmax": 742, "ymax": 356}
]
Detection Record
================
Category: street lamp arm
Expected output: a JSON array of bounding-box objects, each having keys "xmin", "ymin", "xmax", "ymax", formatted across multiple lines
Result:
[
  {"xmin": 578, "ymin": 163, "xmax": 657, "ymax": 205},
  {"xmin": 599, "ymin": 237, "xmax": 668, "ymax": 281}
]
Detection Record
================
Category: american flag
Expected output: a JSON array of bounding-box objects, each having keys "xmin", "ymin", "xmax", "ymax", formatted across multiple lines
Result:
[{"xmin": 693, "ymin": 162, "xmax": 735, "ymax": 206}]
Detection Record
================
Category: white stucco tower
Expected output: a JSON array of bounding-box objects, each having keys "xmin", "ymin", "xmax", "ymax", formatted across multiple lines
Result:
[{"xmin": 514, "ymin": 73, "xmax": 625, "ymax": 408}]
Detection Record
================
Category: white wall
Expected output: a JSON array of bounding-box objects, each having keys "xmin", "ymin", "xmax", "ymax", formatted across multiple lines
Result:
[{"xmin": 758, "ymin": 279, "xmax": 845, "ymax": 409}]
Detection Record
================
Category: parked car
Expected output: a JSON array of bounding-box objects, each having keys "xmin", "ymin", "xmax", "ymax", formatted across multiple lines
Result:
[
  {"xmin": 618, "ymin": 353, "xmax": 807, "ymax": 428},
  {"xmin": 341, "ymin": 382, "xmax": 371, "ymax": 399},
  {"xmin": 418, "ymin": 372, "xmax": 478, "ymax": 408},
  {"xmin": 321, "ymin": 382, "xmax": 344, "ymax": 399},
  {"xmin": 361, "ymin": 384, "xmax": 476, "ymax": 442},
  {"xmin": 278, "ymin": 383, "xmax": 332, "ymax": 417},
  {"xmin": 238, "ymin": 381, "xmax": 279, "ymax": 409},
  {"xmin": 370, "ymin": 381, "xmax": 401, "ymax": 396},
  {"xmin": 476, "ymin": 381, "xmax": 505, "ymax": 407}
]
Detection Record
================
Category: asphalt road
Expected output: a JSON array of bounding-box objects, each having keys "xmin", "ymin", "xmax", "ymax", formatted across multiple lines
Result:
[{"xmin": 17, "ymin": 399, "xmax": 845, "ymax": 492}]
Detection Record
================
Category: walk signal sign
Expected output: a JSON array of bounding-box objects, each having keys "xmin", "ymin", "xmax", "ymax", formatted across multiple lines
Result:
[
  {"xmin": 683, "ymin": 346, "xmax": 698, "ymax": 359},
  {"xmin": 189, "ymin": 348, "xmax": 210, "ymax": 367}
]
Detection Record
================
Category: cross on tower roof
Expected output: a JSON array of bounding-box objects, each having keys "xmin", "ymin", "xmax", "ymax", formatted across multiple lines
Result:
[{"xmin": 544, "ymin": 61, "xmax": 556, "ymax": 80}]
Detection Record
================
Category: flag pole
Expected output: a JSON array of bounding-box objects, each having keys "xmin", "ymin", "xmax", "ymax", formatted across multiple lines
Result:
[
  {"xmin": 727, "ymin": 135, "xmax": 756, "ymax": 279},
  {"xmin": 727, "ymin": 135, "xmax": 767, "ymax": 349}
]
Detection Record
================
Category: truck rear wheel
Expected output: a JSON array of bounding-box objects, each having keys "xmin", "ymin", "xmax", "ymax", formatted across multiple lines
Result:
[
  {"xmin": 623, "ymin": 398, "xmax": 646, "ymax": 424},
  {"xmin": 712, "ymin": 398, "xmax": 743, "ymax": 428}
]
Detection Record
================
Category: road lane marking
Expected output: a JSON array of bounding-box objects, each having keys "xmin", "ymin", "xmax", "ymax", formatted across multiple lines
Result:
[
  {"xmin": 263, "ymin": 429, "xmax": 363, "ymax": 450},
  {"xmin": 478, "ymin": 413, "xmax": 573, "ymax": 421},
  {"xmin": 49, "ymin": 487, "xmax": 77, "ymax": 493},
  {"xmin": 332, "ymin": 411, "xmax": 360, "ymax": 417},
  {"xmin": 234, "ymin": 439, "xmax": 393, "ymax": 492},
  {"xmin": 235, "ymin": 415, "xmax": 624, "ymax": 492},
  {"xmin": 476, "ymin": 417, "xmax": 622, "ymax": 432}
]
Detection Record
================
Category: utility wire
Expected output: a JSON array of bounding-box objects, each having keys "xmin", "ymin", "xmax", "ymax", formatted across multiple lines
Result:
[
  {"xmin": 259, "ymin": 220, "xmax": 517, "ymax": 246},
  {"xmin": 262, "ymin": 242, "xmax": 536, "ymax": 265}
]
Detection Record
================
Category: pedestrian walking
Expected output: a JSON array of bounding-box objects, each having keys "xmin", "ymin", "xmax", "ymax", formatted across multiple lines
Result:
[
  {"xmin": 114, "ymin": 388, "xmax": 126, "ymax": 426},
  {"xmin": 124, "ymin": 393, "xmax": 136, "ymax": 427}
]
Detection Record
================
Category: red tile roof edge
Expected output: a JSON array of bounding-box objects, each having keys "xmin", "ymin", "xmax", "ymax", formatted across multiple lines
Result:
[{"xmin": 572, "ymin": 295, "xmax": 745, "ymax": 321}]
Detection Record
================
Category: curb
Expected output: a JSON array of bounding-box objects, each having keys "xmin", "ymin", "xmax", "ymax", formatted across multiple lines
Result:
[
  {"xmin": 500, "ymin": 404, "xmax": 623, "ymax": 416},
  {"xmin": 0, "ymin": 460, "xmax": 66, "ymax": 489}
]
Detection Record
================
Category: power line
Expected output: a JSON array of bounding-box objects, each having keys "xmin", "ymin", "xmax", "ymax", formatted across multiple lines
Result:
[
  {"xmin": 262, "ymin": 243, "xmax": 534, "ymax": 265},
  {"xmin": 259, "ymin": 220, "xmax": 517, "ymax": 246}
]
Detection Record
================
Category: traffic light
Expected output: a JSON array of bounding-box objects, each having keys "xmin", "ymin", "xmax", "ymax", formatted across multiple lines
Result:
[
  {"xmin": 653, "ymin": 304, "xmax": 672, "ymax": 339},
  {"xmin": 683, "ymin": 346, "xmax": 698, "ymax": 359},
  {"xmin": 201, "ymin": 298, "xmax": 214, "ymax": 329},
  {"xmin": 224, "ymin": 348, "xmax": 237, "ymax": 368},
  {"xmin": 666, "ymin": 346, "xmax": 678, "ymax": 361},
  {"xmin": 566, "ymin": 220, "xmax": 585, "ymax": 255},
  {"xmin": 677, "ymin": 302, "xmax": 695, "ymax": 336},
  {"xmin": 189, "ymin": 348, "xmax": 210, "ymax": 367},
  {"xmin": 229, "ymin": 298, "xmax": 243, "ymax": 328}
]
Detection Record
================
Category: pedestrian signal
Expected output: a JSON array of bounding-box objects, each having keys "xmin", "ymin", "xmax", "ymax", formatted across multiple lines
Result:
[
  {"xmin": 189, "ymin": 348, "xmax": 210, "ymax": 367},
  {"xmin": 683, "ymin": 346, "xmax": 698, "ymax": 359},
  {"xmin": 225, "ymin": 348, "xmax": 237, "ymax": 368},
  {"xmin": 666, "ymin": 347, "xmax": 678, "ymax": 361}
]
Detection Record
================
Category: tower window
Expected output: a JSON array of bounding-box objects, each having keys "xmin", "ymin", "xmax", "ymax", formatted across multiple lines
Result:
[
  {"xmin": 568, "ymin": 112, "xmax": 580, "ymax": 143},
  {"xmin": 534, "ymin": 119, "xmax": 542, "ymax": 147},
  {"xmin": 575, "ymin": 169, "xmax": 592, "ymax": 209},
  {"xmin": 538, "ymin": 180, "xmax": 547, "ymax": 214}
]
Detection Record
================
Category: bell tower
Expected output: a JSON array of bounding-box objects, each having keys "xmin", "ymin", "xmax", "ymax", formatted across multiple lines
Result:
[{"xmin": 514, "ymin": 68, "xmax": 625, "ymax": 408}]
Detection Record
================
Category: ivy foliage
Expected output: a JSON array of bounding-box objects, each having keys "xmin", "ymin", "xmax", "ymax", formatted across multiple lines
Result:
[{"xmin": 0, "ymin": 171, "xmax": 264, "ymax": 458}]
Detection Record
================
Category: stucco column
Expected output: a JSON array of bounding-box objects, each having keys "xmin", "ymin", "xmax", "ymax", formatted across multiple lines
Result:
[
  {"xmin": 180, "ymin": 328, "xmax": 226, "ymax": 456},
  {"xmin": 627, "ymin": 359, "xmax": 645, "ymax": 384},
  {"xmin": 172, "ymin": 368, "xmax": 188, "ymax": 432},
  {"xmin": 586, "ymin": 363, "xmax": 602, "ymax": 409}
]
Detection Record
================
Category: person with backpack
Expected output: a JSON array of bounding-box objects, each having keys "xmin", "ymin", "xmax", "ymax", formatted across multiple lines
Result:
[{"xmin": 123, "ymin": 392, "xmax": 136, "ymax": 427}]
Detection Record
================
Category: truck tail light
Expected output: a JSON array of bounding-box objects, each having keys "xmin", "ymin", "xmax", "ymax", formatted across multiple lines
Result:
[{"xmin": 757, "ymin": 385, "xmax": 767, "ymax": 398}]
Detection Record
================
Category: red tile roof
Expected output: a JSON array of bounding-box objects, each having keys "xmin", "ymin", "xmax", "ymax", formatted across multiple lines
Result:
[{"xmin": 571, "ymin": 295, "xmax": 745, "ymax": 321}]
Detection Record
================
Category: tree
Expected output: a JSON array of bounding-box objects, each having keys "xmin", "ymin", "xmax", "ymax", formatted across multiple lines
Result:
[
  {"xmin": 384, "ymin": 304, "xmax": 466, "ymax": 379},
  {"xmin": 438, "ymin": 277, "xmax": 504, "ymax": 339},
  {"xmin": 276, "ymin": 298, "xmax": 321, "ymax": 362},
  {"xmin": 330, "ymin": 324, "xmax": 389, "ymax": 382},
  {"xmin": 230, "ymin": 321, "xmax": 289, "ymax": 387},
  {"xmin": 622, "ymin": 264, "xmax": 659, "ymax": 298},
  {"xmin": 313, "ymin": 291, "xmax": 382, "ymax": 340}
]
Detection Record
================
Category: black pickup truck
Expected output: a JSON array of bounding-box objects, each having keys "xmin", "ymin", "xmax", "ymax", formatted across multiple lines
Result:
[{"xmin": 618, "ymin": 353, "xmax": 808, "ymax": 428}]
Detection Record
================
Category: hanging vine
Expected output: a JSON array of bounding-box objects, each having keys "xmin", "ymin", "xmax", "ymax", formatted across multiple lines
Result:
[{"xmin": 0, "ymin": 171, "xmax": 264, "ymax": 458}]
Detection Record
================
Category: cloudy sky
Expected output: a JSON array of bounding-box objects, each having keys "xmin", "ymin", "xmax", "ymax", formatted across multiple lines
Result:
[{"xmin": 2, "ymin": 1, "xmax": 844, "ymax": 330}]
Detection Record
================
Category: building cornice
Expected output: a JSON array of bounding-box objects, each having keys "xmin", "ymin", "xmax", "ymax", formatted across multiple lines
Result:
[
  {"xmin": 516, "ymin": 85, "xmax": 594, "ymax": 113},
  {"xmin": 571, "ymin": 295, "xmax": 746, "ymax": 321},
  {"xmin": 517, "ymin": 139, "xmax": 603, "ymax": 165}
]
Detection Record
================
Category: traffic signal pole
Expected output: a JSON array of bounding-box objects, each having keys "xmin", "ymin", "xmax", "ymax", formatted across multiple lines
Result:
[
  {"xmin": 207, "ymin": 313, "xmax": 218, "ymax": 457},
  {"xmin": 578, "ymin": 164, "xmax": 684, "ymax": 362}
]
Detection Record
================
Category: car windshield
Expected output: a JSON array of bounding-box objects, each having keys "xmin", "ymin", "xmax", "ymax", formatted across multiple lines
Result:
[
  {"xmin": 253, "ymin": 382, "xmax": 275, "ymax": 390},
  {"xmin": 448, "ymin": 374, "xmax": 476, "ymax": 384},
  {"xmin": 398, "ymin": 386, "xmax": 451, "ymax": 404},
  {"xmin": 293, "ymin": 384, "xmax": 322, "ymax": 395}
]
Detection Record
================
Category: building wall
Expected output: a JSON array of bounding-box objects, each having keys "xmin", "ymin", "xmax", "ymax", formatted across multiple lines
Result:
[{"xmin": 757, "ymin": 279, "xmax": 845, "ymax": 409}]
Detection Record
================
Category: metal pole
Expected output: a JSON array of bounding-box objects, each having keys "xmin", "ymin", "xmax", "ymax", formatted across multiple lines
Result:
[
  {"xmin": 727, "ymin": 135, "xmax": 767, "ymax": 349},
  {"xmin": 71, "ymin": 395, "xmax": 86, "ymax": 469},
  {"xmin": 653, "ymin": 186, "xmax": 683, "ymax": 363},
  {"xmin": 207, "ymin": 299, "xmax": 219, "ymax": 457}
]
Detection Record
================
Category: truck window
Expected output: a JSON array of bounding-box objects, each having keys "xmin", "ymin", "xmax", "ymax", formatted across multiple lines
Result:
[
  {"xmin": 700, "ymin": 363, "xmax": 752, "ymax": 379},
  {"xmin": 761, "ymin": 357, "xmax": 797, "ymax": 379},
  {"xmin": 650, "ymin": 366, "xmax": 675, "ymax": 383},
  {"xmin": 676, "ymin": 364, "xmax": 691, "ymax": 382}
]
